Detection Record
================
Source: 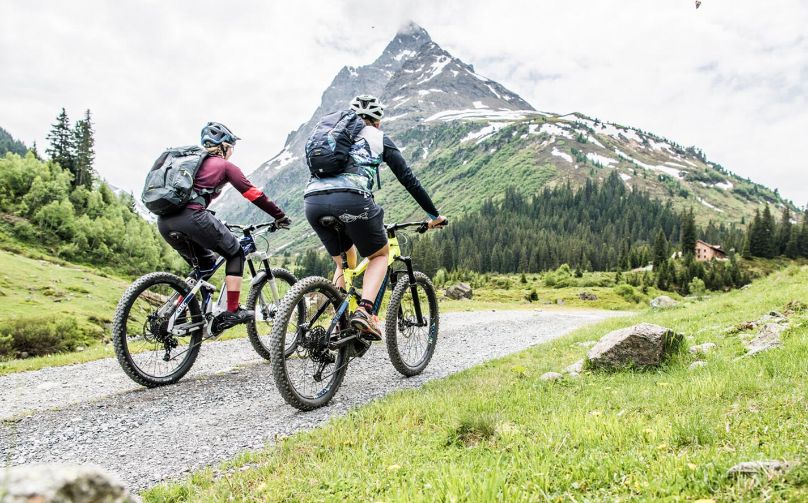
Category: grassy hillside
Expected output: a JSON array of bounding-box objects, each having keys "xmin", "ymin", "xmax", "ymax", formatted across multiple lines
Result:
[
  {"xmin": 0, "ymin": 250, "xmax": 130, "ymax": 373},
  {"xmin": 145, "ymin": 266, "xmax": 808, "ymax": 502}
]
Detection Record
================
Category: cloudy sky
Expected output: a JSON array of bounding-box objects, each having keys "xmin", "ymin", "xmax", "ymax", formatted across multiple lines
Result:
[{"xmin": 2, "ymin": 1, "xmax": 807, "ymax": 206}]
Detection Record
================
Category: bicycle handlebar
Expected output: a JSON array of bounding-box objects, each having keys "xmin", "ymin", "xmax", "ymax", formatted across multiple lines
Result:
[
  {"xmin": 225, "ymin": 221, "xmax": 284, "ymax": 234},
  {"xmin": 385, "ymin": 218, "xmax": 449, "ymax": 234}
]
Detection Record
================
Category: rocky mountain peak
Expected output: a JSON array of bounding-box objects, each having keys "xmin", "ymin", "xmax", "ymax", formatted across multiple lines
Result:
[
  {"xmin": 379, "ymin": 41, "xmax": 534, "ymax": 127},
  {"xmin": 371, "ymin": 22, "xmax": 432, "ymax": 70}
]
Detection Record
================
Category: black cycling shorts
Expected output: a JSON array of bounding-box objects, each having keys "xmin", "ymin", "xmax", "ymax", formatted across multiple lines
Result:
[
  {"xmin": 157, "ymin": 207, "xmax": 242, "ymax": 271},
  {"xmin": 304, "ymin": 191, "xmax": 387, "ymax": 257}
]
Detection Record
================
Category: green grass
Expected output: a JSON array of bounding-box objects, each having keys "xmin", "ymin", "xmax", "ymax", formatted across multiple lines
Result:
[
  {"xmin": 144, "ymin": 266, "xmax": 808, "ymax": 502},
  {"xmin": 0, "ymin": 249, "xmax": 254, "ymax": 375}
]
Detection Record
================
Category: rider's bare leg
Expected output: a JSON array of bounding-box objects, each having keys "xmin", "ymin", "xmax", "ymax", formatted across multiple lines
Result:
[{"xmin": 331, "ymin": 246, "xmax": 357, "ymax": 290}]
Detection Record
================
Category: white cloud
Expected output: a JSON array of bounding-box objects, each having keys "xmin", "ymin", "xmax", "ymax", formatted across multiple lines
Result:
[{"xmin": 1, "ymin": 0, "xmax": 806, "ymax": 206}]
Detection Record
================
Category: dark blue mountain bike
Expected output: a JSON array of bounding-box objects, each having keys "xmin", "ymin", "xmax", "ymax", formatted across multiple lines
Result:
[{"xmin": 112, "ymin": 222, "xmax": 303, "ymax": 387}]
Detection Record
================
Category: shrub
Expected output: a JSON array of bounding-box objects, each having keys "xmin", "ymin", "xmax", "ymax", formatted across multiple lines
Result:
[
  {"xmin": 0, "ymin": 316, "xmax": 90, "ymax": 358},
  {"xmin": 613, "ymin": 284, "xmax": 642, "ymax": 303},
  {"xmin": 688, "ymin": 277, "xmax": 706, "ymax": 299}
]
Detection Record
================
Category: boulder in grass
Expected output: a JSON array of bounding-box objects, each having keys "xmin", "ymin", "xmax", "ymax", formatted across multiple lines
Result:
[
  {"xmin": 0, "ymin": 463, "xmax": 136, "ymax": 503},
  {"xmin": 587, "ymin": 323, "xmax": 683, "ymax": 370},
  {"xmin": 445, "ymin": 283, "xmax": 473, "ymax": 300},
  {"xmin": 743, "ymin": 322, "xmax": 786, "ymax": 357},
  {"xmin": 650, "ymin": 295, "xmax": 678, "ymax": 309},
  {"xmin": 540, "ymin": 372, "xmax": 563, "ymax": 381}
]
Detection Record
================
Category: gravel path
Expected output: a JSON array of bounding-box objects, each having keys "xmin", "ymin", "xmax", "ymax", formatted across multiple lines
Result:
[{"xmin": 1, "ymin": 309, "xmax": 623, "ymax": 491}]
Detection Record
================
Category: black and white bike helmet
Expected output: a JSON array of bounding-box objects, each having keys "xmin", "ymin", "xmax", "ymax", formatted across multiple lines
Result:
[{"xmin": 350, "ymin": 95, "xmax": 385, "ymax": 121}]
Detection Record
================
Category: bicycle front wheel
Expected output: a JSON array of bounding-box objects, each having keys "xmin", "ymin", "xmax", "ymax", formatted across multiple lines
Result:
[
  {"xmin": 270, "ymin": 276, "xmax": 349, "ymax": 411},
  {"xmin": 246, "ymin": 267, "xmax": 301, "ymax": 360},
  {"xmin": 385, "ymin": 271, "xmax": 439, "ymax": 376},
  {"xmin": 112, "ymin": 272, "xmax": 203, "ymax": 387}
]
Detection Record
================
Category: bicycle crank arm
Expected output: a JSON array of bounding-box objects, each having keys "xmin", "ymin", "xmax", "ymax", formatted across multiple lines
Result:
[
  {"xmin": 328, "ymin": 331, "xmax": 360, "ymax": 349},
  {"xmin": 170, "ymin": 321, "xmax": 205, "ymax": 336}
]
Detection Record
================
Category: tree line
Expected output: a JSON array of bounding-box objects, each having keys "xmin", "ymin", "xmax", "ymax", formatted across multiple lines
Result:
[{"xmin": 410, "ymin": 172, "xmax": 748, "ymax": 275}]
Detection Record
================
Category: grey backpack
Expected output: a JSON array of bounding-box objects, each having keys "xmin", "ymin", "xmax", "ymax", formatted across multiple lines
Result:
[{"xmin": 141, "ymin": 146, "xmax": 209, "ymax": 216}]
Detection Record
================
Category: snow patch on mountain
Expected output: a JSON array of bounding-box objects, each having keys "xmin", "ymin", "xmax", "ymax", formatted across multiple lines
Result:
[
  {"xmin": 461, "ymin": 123, "xmax": 511, "ymax": 144},
  {"xmin": 395, "ymin": 49, "xmax": 416, "ymax": 61},
  {"xmin": 425, "ymin": 109, "xmax": 536, "ymax": 122},
  {"xmin": 586, "ymin": 152, "xmax": 617, "ymax": 167},
  {"xmin": 714, "ymin": 180, "xmax": 733, "ymax": 190},
  {"xmin": 699, "ymin": 197, "xmax": 723, "ymax": 212},
  {"xmin": 417, "ymin": 88, "xmax": 445, "ymax": 96},
  {"xmin": 538, "ymin": 123, "xmax": 573, "ymax": 139},
  {"xmin": 551, "ymin": 147, "xmax": 573, "ymax": 163},
  {"xmin": 653, "ymin": 166, "xmax": 683, "ymax": 178},
  {"xmin": 416, "ymin": 55, "xmax": 451, "ymax": 85},
  {"xmin": 267, "ymin": 148, "xmax": 297, "ymax": 170}
]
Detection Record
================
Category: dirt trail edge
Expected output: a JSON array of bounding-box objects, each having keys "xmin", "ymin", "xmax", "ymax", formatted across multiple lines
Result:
[{"xmin": 2, "ymin": 309, "xmax": 625, "ymax": 491}]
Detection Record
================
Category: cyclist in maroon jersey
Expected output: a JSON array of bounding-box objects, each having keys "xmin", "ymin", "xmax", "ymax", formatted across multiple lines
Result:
[{"xmin": 157, "ymin": 122, "xmax": 290, "ymax": 331}]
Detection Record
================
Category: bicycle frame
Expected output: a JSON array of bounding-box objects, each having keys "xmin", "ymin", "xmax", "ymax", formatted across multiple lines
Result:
[
  {"xmin": 318, "ymin": 224, "xmax": 425, "ymax": 342},
  {"xmin": 160, "ymin": 226, "xmax": 281, "ymax": 337}
]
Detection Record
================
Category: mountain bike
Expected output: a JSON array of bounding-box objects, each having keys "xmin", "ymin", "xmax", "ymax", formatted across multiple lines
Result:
[
  {"xmin": 269, "ymin": 218, "xmax": 445, "ymax": 410},
  {"xmin": 112, "ymin": 221, "xmax": 303, "ymax": 387}
]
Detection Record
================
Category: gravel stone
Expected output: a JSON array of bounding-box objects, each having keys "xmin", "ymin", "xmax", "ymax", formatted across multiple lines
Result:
[
  {"xmin": 688, "ymin": 360, "xmax": 708, "ymax": 370},
  {"xmin": 0, "ymin": 309, "xmax": 623, "ymax": 492},
  {"xmin": 564, "ymin": 359, "xmax": 584, "ymax": 374},
  {"xmin": 689, "ymin": 342, "xmax": 716, "ymax": 355},
  {"xmin": 540, "ymin": 372, "xmax": 564, "ymax": 381}
]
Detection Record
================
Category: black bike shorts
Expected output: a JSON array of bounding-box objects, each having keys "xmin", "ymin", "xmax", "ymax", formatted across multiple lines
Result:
[
  {"xmin": 157, "ymin": 207, "xmax": 242, "ymax": 270},
  {"xmin": 304, "ymin": 191, "xmax": 387, "ymax": 257}
]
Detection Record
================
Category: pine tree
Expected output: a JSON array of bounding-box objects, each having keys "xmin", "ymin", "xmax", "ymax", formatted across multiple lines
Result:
[
  {"xmin": 777, "ymin": 207, "xmax": 792, "ymax": 256},
  {"xmin": 747, "ymin": 209, "xmax": 763, "ymax": 257},
  {"xmin": 680, "ymin": 208, "xmax": 697, "ymax": 257},
  {"xmin": 799, "ymin": 209, "xmax": 808, "ymax": 258},
  {"xmin": 29, "ymin": 141, "xmax": 41, "ymax": 160},
  {"xmin": 652, "ymin": 229, "xmax": 668, "ymax": 270},
  {"xmin": 73, "ymin": 109, "xmax": 96, "ymax": 188},
  {"xmin": 45, "ymin": 108, "xmax": 75, "ymax": 177},
  {"xmin": 761, "ymin": 204, "xmax": 777, "ymax": 258},
  {"xmin": 785, "ymin": 227, "xmax": 800, "ymax": 259}
]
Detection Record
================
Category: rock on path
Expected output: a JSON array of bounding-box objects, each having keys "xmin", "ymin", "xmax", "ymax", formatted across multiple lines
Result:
[{"xmin": 1, "ymin": 309, "xmax": 624, "ymax": 491}]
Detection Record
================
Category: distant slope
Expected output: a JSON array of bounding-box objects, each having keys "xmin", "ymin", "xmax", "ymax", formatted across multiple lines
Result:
[
  {"xmin": 0, "ymin": 126, "xmax": 27, "ymax": 156},
  {"xmin": 0, "ymin": 249, "xmax": 128, "ymax": 340}
]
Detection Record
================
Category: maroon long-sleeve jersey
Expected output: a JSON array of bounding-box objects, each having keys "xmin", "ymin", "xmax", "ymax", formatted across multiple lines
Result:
[{"xmin": 186, "ymin": 156, "xmax": 284, "ymax": 219}]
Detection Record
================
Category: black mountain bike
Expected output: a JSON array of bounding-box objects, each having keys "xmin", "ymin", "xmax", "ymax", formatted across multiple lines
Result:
[
  {"xmin": 112, "ymin": 222, "xmax": 303, "ymax": 387},
  {"xmin": 269, "ymin": 219, "xmax": 444, "ymax": 410}
]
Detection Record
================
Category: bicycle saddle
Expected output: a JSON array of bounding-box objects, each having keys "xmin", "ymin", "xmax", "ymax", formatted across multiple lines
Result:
[{"xmin": 318, "ymin": 216, "xmax": 343, "ymax": 230}]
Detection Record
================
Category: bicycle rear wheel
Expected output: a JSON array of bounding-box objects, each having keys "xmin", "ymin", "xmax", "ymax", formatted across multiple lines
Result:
[
  {"xmin": 385, "ymin": 271, "xmax": 439, "ymax": 376},
  {"xmin": 270, "ymin": 276, "xmax": 349, "ymax": 411},
  {"xmin": 246, "ymin": 267, "xmax": 301, "ymax": 360},
  {"xmin": 112, "ymin": 272, "xmax": 203, "ymax": 387}
]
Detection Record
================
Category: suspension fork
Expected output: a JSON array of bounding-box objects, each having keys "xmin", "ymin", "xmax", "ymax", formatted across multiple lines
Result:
[{"xmin": 396, "ymin": 256, "xmax": 424, "ymax": 325}]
